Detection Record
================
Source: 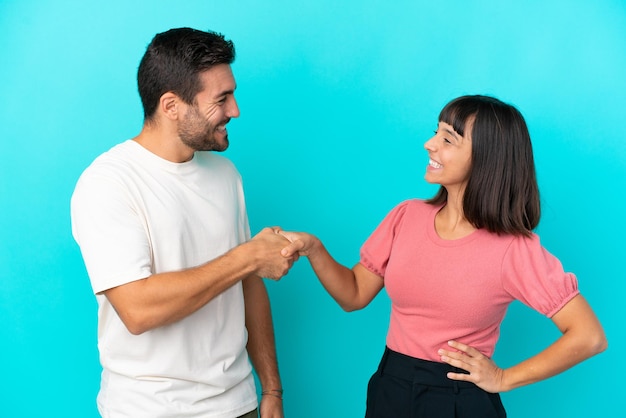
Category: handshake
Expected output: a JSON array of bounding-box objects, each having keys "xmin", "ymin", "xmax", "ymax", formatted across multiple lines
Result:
[{"xmin": 244, "ymin": 227, "xmax": 317, "ymax": 281}]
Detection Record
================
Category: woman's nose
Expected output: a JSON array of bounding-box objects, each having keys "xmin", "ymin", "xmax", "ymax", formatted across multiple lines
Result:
[{"xmin": 424, "ymin": 136, "xmax": 436, "ymax": 151}]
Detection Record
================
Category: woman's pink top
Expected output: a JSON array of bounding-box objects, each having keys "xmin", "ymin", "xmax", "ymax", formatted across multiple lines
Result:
[{"xmin": 359, "ymin": 199, "xmax": 579, "ymax": 361}]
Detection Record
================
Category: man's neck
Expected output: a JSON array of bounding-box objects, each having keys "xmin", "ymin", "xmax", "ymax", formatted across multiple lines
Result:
[{"xmin": 133, "ymin": 125, "xmax": 194, "ymax": 163}]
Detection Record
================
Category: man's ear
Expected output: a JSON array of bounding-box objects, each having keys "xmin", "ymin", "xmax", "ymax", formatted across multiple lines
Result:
[{"xmin": 159, "ymin": 92, "xmax": 181, "ymax": 121}]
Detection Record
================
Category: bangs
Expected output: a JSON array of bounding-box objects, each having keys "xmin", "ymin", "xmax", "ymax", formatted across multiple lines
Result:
[{"xmin": 438, "ymin": 96, "xmax": 481, "ymax": 137}]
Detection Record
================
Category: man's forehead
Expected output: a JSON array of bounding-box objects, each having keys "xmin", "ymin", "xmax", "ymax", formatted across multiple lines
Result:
[{"xmin": 198, "ymin": 64, "xmax": 236, "ymax": 94}]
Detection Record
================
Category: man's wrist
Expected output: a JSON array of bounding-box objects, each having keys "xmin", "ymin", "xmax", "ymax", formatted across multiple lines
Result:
[{"xmin": 261, "ymin": 388, "xmax": 284, "ymax": 400}]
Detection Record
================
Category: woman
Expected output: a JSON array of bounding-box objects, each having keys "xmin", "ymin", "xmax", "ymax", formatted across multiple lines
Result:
[{"xmin": 280, "ymin": 95, "xmax": 607, "ymax": 417}]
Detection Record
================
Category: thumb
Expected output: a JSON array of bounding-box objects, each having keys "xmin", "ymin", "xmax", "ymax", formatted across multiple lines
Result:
[{"xmin": 281, "ymin": 239, "xmax": 305, "ymax": 258}]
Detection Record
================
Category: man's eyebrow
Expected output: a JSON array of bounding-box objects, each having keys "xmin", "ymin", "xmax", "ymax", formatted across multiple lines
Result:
[{"xmin": 215, "ymin": 88, "xmax": 235, "ymax": 97}]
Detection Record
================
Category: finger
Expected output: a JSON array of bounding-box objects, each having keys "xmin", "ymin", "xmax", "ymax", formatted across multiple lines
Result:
[
  {"xmin": 439, "ymin": 351, "xmax": 462, "ymax": 366},
  {"xmin": 437, "ymin": 349, "xmax": 460, "ymax": 360},
  {"xmin": 254, "ymin": 227, "xmax": 276, "ymax": 240},
  {"xmin": 281, "ymin": 239, "xmax": 305, "ymax": 257},
  {"xmin": 439, "ymin": 353, "xmax": 472, "ymax": 377},
  {"xmin": 447, "ymin": 340, "xmax": 482, "ymax": 358},
  {"xmin": 278, "ymin": 231, "xmax": 295, "ymax": 242},
  {"xmin": 438, "ymin": 348, "xmax": 472, "ymax": 368},
  {"xmin": 447, "ymin": 371, "xmax": 474, "ymax": 382}
]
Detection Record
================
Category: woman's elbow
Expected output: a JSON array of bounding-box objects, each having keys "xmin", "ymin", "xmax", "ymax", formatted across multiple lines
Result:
[
  {"xmin": 589, "ymin": 331, "xmax": 608, "ymax": 356},
  {"xmin": 340, "ymin": 304, "xmax": 358, "ymax": 313},
  {"xmin": 577, "ymin": 326, "xmax": 608, "ymax": 359},
  {"xmin": 338, "ymin": 299, "xmax": 368, "ymax": 312}
]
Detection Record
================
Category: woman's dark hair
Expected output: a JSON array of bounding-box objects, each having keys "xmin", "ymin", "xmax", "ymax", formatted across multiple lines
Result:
[
  {"xmin": 137, "ymin": 27, "xmax": 235, "ymax": 122},
  {"xmin": 427, "ymin": 95, "xmax": 540, "ymax": 236}
]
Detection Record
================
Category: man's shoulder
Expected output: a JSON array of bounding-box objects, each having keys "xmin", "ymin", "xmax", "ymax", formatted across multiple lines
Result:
[
  {"xmin": 83, "ymin": 140, "xmax": 135, "ymax": 171},
  {"xmin": 73, "ymin": 140, "xmax": 138, "ymax": 193}
]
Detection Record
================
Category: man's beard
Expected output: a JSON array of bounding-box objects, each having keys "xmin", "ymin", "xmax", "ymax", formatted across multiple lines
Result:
[{"xmin": 178, "ymin": 106, "xmax": 229, "ymax": 152}]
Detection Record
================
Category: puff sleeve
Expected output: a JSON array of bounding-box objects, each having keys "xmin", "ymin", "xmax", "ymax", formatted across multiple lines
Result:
[
  {"xmin": 359, "ymin": 200, "xmax": 411, "ymax": 278},
  {"xmin": 502, "ymin": 234, "xmax": 579, "ymax": 317}
]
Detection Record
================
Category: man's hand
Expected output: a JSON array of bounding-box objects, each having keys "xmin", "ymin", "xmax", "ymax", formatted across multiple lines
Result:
[
  {"xmin": 248, "ymin": 227, "xmax": 301, "ymax": 280},
  {"xmin": 279, "ymin": 231, "xmax": 319, "ymax": 258},
  {"xmin": 259, "ymin": 392, "xmax": 284, "ymax": 418}
]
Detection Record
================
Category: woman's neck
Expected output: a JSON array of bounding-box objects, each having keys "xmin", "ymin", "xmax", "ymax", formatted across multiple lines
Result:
[{"xmin": 435, "ymin": 193, "xmax": 476, "ymax": 240}]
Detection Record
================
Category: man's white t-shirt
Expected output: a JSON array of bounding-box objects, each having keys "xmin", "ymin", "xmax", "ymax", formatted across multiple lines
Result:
[{"xmin": 71, "ymin": 140, "xmax": 257, "ymax": 418}]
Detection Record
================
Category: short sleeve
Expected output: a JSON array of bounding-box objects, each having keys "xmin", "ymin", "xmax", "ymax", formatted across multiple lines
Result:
[
  {"xmin": 502, "ymin": 234, "xmax": 579, "ymax": 317},
  {"xmin": 359, "ymin": 201, "xmax": 411, "ymax": 278},
  {"xmin": 71, "ymin": 170, "xmax": 152, "ymax": 294}
]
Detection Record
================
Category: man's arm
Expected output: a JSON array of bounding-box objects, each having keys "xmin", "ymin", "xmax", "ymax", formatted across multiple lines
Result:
[
  {"xmin": 243, "ymin": 276, "xmax": 283, "ymax": 418},
  {"xmin": 104, "ymin": 228, "xmax": 294, "ymax": 335}
]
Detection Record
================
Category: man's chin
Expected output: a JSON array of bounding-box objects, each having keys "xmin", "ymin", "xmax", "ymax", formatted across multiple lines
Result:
[
  {"xmin": 195, "ymin": 138, "xmax": 229, "ymax": 152},
  {"xmin": 212, "ymin": 138, "xmax": 229, "ymax": 152}
]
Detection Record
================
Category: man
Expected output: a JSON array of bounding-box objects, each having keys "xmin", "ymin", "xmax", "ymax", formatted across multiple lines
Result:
[{"xmin": 71, "ymin": 28, "xmax": 293, "ymax": 418}]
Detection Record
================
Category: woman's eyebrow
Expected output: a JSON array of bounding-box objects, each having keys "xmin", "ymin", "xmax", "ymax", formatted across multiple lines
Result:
[{"xmin": 444, "ymin": 127, "xmax": 460, "ymax": 141}]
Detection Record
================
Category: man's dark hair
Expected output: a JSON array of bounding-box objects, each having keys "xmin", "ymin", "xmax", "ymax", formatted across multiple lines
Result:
[
  {"xmin": 137, "ymin": 27, "xmax": 235, "ymax": 122},
  {"xmin": 427, "ymin": 95, "xmax": 541, "ymax": 236}
]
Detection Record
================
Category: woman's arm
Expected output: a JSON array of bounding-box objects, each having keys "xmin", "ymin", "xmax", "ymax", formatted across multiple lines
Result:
[
  {"xmin": 281, "ymin": 232, "xmax": 384, "ymax": 311},
  {"xmin": 439, "ymin": 294, "xmax": 607, "ymax": 393}
]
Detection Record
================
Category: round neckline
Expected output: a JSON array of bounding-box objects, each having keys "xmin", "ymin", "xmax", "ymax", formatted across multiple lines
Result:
[
  {"xmin": 126, "ymin": 140, "xmax": 199, "ymax": 174},
  {"xmin": 426, "ymin": 204, "xmax": 484, "ymax": 247}
]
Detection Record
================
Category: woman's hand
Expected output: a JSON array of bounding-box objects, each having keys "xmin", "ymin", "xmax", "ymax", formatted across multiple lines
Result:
[
  {"xmin": 279, "ymin": 231, "xmax": 320, "ymax": 258},
  {"xmin": 438, "ymin": 340, "xmax": 506, "ymax": 393}
]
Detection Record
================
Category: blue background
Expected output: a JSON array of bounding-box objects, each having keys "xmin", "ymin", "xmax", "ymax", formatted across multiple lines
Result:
[{"xmin": 1, "ymin": 1, "xmax": 625, "ymax": 417}]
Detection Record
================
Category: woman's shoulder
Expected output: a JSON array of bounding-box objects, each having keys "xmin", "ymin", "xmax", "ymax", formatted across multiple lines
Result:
[
  {"xmin": 394, "ymin": 198, "xmax": 439, "ymax": 214},
  {"xmin": 378, "ymin": 198, "xmax": 438, "ymax": 226}
]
